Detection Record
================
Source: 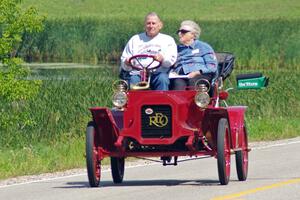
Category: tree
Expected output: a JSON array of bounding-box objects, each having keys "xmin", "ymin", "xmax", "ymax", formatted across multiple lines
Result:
[{"xmin": 0, "ymin": 0, "xmax": 44, "ymax": 132}]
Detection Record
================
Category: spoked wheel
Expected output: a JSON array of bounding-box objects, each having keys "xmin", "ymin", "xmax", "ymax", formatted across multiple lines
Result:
[
  {"xmin": 86, "ymin": 121, "xmax": 101, "ymax": 187},
  {"xmin": 217, "ymin": 118, "xmax": 231, "ymax": 185},
  {"xmin": 111, "ymin": 157, "xmax": 125, "ymax": 183},
  {"xmin": 235, "ymin": 122, "xmax": 248, "ymax": 181}
]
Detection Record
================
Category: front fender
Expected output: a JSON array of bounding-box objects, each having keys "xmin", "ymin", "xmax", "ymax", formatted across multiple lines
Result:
[{"xmin": 89, "ymin": 107, "xmax": 123, "ymax": 152}]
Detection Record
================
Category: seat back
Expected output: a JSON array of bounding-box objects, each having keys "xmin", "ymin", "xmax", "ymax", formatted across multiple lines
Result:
[{"xmin": 215, "ymin": 52, "xmax": 235, "ymax": 80}]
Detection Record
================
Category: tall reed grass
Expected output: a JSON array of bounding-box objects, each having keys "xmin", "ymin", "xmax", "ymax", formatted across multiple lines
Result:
[
  {"xmin": 1, "ymin": 66, "xmax": 299, "ymax": 179},
  {"xmin": 20, "ymin": 18, "xmax": 300, "ymax": 70},
  {"xmin": 1, "ymin": 67, "xmax": 299, "ymax": 149},
  {"xmin": 0, "ymin": 66, "xmax": 117, "ymax": 149}
]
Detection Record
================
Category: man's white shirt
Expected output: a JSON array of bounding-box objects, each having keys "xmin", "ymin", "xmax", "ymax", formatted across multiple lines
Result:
[{"xmin": 121, "ymin": 32, "xmax": 177, "ymax": 74}]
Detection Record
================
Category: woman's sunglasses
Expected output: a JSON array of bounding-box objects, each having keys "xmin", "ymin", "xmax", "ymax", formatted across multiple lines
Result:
[{"xmin": 176, "ymin": 29, "xmax": 191, "ymax": 34}]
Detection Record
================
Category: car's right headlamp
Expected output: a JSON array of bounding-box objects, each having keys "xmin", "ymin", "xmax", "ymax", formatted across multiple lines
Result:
[
  {"xmin": 112, "ymin": 80, "xmax": 128, "ymax": 109},
  {"xmin": 112, "ymin": 91, "xmax": 128, "ymax": 108}
]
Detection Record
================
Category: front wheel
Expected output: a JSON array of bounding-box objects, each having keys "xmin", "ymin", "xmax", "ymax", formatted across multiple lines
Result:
[
  {"xmin": 86, "ymin": 121, "xmax": 101, "ymax": 187},
  {"xmin": 111, "ymin": 157, "xmax": 125, "ymax": 183},
  {"xmin": 235, "ymin": 122, "xmax": 249, "ymax": 181},
  {"xmin": 217, "ymin": 118, "xmax": 231, "ymax": 185}
]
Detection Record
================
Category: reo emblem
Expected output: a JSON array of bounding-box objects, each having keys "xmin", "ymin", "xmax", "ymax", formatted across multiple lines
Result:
[{"xmin": 149, "ymin": 113, "xmax": 168, "ymax": 127}]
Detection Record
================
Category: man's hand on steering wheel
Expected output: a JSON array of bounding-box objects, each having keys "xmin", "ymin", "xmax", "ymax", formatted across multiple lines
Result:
[
  {"xmin": 154, "ymin": 54, "xmax": 164, "ymax": 62},
  {"xmin": 125, "ymin": 58, "xmax": 131, "ymax": 66}
]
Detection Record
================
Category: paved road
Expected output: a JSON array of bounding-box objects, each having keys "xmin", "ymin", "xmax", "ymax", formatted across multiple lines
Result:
[{"xmin": 1, "ymin": 137, "xmax": 300, "ymax": 200}]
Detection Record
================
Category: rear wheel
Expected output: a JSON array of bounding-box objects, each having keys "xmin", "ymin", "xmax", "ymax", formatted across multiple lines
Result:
[
  {"xmin": 86, "ymin": 121, "xmax": 101, "ymax": 187},
  {"xmin": 235, "ymin": 122, "xmax": 248, "ymax": 181},
  {"xmin": 217, "ymin": 118, "xmax": 231, "ymax": 185},
  {"xmin": 111, "ymin": 157, "xmax": 125, "ymax": 183}
]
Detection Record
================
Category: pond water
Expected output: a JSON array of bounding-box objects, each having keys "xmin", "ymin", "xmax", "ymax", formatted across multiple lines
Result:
[{"xmin": 27, "ymin": 63, "xmax": 119, "ymax": 80}]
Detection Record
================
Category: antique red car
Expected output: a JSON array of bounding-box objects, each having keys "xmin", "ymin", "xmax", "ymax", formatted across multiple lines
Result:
[{"xmin": 85, "ymin": 53, "xmax": 268, "ymax": 187}]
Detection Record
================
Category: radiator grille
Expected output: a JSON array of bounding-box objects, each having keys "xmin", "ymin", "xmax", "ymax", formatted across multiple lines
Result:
[{"xmin": 141, "ymin": 105, "xmax": 172, "ymax": 138}]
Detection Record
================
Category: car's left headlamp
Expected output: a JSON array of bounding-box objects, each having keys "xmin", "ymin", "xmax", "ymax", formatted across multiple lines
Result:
[
  {"xmin": 194, "ymin": 92, "xmax": 210, "ymax": 108},
  {"xmin": 194, "ymin": 79, "xmax": 211, "ymax": 109}
]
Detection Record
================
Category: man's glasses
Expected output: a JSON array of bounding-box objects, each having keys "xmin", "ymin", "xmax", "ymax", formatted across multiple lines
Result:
[{"xmin": 176, "ymin": 29, "xmax": 191, "ymax": 34}]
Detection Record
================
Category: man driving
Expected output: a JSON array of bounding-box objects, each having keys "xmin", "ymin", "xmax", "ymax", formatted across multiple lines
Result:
[{"xmin": 120, "ymin": 12, "xmax": 177, "ymax": 90}]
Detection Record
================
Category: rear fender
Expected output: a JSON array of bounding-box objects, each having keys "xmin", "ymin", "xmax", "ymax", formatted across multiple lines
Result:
[
  {"xmin": 202, "ymin": 108, "xmax": 229, "ymax": 150},
  {"xmin": 226, "ymin": 106, "xmax": 247, "ymax": 149}
]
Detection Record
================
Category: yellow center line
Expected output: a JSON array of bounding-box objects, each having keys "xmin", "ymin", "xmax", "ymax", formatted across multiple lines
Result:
[{"xmin": 211, "ymin": 178, "xmax": 300, "ymax": 200}]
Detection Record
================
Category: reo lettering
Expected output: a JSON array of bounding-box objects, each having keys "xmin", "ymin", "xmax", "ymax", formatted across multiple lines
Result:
[{"xmin": 149, "ymin": 113, "xmax": 168, "ymax": 127}]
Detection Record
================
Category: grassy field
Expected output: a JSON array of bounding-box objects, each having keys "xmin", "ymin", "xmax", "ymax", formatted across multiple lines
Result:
[{"xmin": 22, "ymin": 0, "xmax": 300, "ymax": 20}]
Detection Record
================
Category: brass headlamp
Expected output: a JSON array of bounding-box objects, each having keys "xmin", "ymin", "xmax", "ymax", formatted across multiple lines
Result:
[
  {"xmin": 112, "ymin": 80, "xmax": 129, "ymax": 109},
  {"xmin": 194, "ymin": 79, "xmax": 211, "ymax": 109}
]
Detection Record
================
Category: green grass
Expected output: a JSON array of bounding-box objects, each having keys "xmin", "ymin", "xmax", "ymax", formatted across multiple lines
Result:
[
  {"xmin": 248, "ymin": 118, "xmax": 300, "ymax": 141},
  {"xmin": 0, "ymin": 135, "xmax": 111, "ymax": 180},
  {"xmin": 22, "ymin": 0, "xmax": 300, "ymax": 20},
  {"xmin": 0, "ymin": 138, "xmax": 84, "ymax": 179}
]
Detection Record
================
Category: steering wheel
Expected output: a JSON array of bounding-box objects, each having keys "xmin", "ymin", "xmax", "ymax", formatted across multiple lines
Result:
[{"xmin": 128, "ymin": 54, "xmax": 161, "ymax": 71}]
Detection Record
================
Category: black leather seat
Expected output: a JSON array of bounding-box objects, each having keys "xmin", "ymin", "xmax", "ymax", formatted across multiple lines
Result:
[{"xmin": 215, "ymin": 52, "xmax": 235, "ymax": 80}]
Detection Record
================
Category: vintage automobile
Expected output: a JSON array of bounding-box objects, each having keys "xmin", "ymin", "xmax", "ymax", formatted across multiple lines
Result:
[{"xmin": 85, "ymin": 53, "xmax": 268, "ymax": 187}]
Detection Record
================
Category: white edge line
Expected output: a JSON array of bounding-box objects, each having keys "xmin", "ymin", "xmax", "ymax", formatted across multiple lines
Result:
[
  {"xmin": 251, "ymin": 140, "xmax": 300, "ymax": 150},
  {"xmin": 1, "ymin": 139, "xmax": 299, "ymax": 188},
  {"xmin": 0, "ymin": 162, "xmax": 159, "ymax": 189}
]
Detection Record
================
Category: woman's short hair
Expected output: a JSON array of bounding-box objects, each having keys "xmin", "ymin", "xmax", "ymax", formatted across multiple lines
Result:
[{"xmin": 180, "ymin": 20, "xmax": 201, "ymax": 39}]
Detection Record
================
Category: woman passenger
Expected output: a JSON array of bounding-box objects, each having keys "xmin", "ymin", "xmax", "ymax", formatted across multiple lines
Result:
[{"xmin": 170, "ymin": 20, "xmax": 218, "ymax": 90}]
